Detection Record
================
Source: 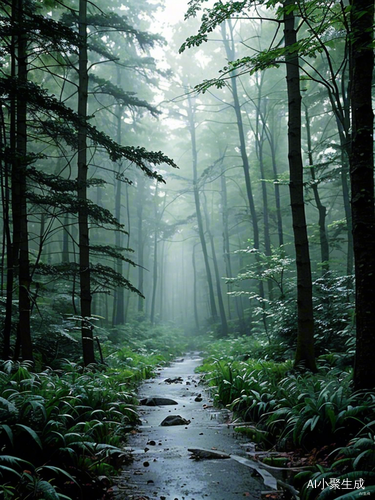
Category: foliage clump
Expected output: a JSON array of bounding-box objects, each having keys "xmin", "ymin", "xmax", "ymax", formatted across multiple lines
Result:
[
  {"xmin": 198, "ymin": 337, "xmax": 375, "ymax": 499},
  {"xmin": 0, "ymin": 323, "xmax": 187, "ymax": 500}
]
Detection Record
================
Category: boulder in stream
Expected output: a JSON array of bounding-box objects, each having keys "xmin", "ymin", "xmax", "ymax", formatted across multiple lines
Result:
[
  {"xmin": 160, "ymin": 415, "xmax": 190, "ymax": 426},
  {"xmin": 140, "ymin": 397, "xmax": 178, "ymax": 406},
  {"xmin": 188, "ymin": 448, "xmax": 230, "ymax": 460},
  {"xmin": 164, "ymin": 377, "xmax": 183, "ymax": 384}
]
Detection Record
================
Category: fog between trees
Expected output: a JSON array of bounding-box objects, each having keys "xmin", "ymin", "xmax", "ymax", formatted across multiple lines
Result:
[{"xmin": 0, "ymin": 0, "xmax": 374, "ymax": 388}]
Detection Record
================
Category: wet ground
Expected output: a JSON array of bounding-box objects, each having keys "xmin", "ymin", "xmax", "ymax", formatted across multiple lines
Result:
[{"xmin": 113, "ymin": 354, "xmax": 271, "ymax": 500}]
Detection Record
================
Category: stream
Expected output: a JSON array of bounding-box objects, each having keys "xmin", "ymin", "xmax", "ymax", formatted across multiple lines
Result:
[{"xmin": 113, "ymin": 353, "xmax": 275, "ymax": 500}]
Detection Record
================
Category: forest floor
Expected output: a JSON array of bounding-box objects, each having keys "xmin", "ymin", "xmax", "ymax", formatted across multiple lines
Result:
[{"xmin": 112, "ymin": 354, "xmax": 273, "ymax": 500}]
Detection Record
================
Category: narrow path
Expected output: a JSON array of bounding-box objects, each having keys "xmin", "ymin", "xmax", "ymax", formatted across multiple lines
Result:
[{"xmin": 113, "ymin": 354, "xmax": 266, "ymax": 500}]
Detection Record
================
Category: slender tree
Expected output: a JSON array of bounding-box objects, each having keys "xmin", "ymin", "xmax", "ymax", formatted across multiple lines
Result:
[
  {"xmin": 136, "ymin": 172, "xmax": 145, "ymax": 316},
  {"xmin": 304, "ymin": 102, "xmax": 329, "ymax": 273},
  {"xmin": 202, "ymin": 192, "xmax": 228, "ymax": 336},
  {"xmin": 284, "ymin": 0, "xmax": 316, "ymax": 371},
  {"xmin": 13, "ymin": 0, "xmax": 33, "ymax": 361},
  {"xmin": 350, "ymin": 0, "xmax": 375, "ymax": 390},
  {"xmin": 187, "ymin": 92, "xmax": 218, "ymax": 323},
  {"xmin": 77, "ymin": 0, "xmax": 95, "ymax": 365}
]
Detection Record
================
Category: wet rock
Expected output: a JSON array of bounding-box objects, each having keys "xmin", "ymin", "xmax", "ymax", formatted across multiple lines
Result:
[
  {"xmin": 97, "ymin": 475, "xmax": 110, "ymax": 488},
  {"xmin": 188, "ymin": 448, "xmax": 230, "ymax": 460},
  {"xmin": 140, "ymin": 397, "xmax": 178, "ymax": 406},
  {"xmin": 194, "ymin": 394, "xmax": 202, "ymax": 402},
  {"xmin": 160, "ymin": 415, "xmax": 190, "ymax": 426},
  {"xmin": 164, "ymin": 377, "xmax": 183, "ymax": 384}
]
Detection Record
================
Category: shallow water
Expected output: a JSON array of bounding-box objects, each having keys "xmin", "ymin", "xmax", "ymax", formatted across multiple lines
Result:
[{"xmin": 113, "ymin": 354, "xmax": 265, "ymax": 500}]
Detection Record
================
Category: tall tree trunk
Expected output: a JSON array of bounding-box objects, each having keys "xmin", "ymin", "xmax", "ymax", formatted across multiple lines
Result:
[
  {"xmin": 113, "ymin": 112, "xmax": 125, "ymax": 325},
  {"xmin": 253, "ymin": 84, "xmax": 273, "ymax": 303},
  {"xmin": 1, "ymin": 82, "xmax": 16, "ymax": 359},
  {"xmin": 341, "ymin": 152, "xmax": 353, "ymax": 275},
  {"xmin": 266, "ymin": 109, "xmax": 284, "ymax": 247},
  {"xmin": 222, "ymin": 21, "xmax": 265, "ymax": 325},
  {"xmin": 78, "ymin": 0, "xmax": 95, "ymax": 365},
  {"xmin": 187, "ymin": 93, "xmax": 218, "ymax": 322},
  {"xmin": 123, "ymin": 182, "xmax": 132, "ymax": 322},
  {"xmin": 13, "ymin": 0, "xmax": 33, "ymax": 361},
  {"xmin": 202, "ymin": 193, "xmax": 228, "ymax": 336},
  {"xmin": 330, "ymin": 100, "xmax": 353, "ymax": 275},
  {"xmin": 350, "ymin": 0, "xmax": 375, "ymax": 390},
  {"xmin": 150, "ymin": 228, "xmax": 158, "ymax": 325},
  {"xmin": 254, "ymin": 81, "xmax": 271, "ymax": 261},
  {"xmin": 221, "ymin": 22, "xmax": 260, "ymax": 252},
  {"xmin": 113, "ymin": 65, "xmax": 125, "ymax": 325},
  {"xmin": 150, "ymin": 184, "xmax": 159, "ymax": 325},
  {"xmin": 158, "ymin": 239, "xmax": 166, "ymax": 322},
  {"xmin": 62, "ymin": 214, "xmax": 70, "ymax": 262},
  {"xmin": 304, "ymin": 103, "xmax": 329, "ymax": 273},
  {"xmin": 336, "ymin": 125, "xmax": 353, "ymax": 276},
  {"xmin": 192, "ymin": 242, "xmax": 200, "ymax": 331},
  {"xmin": 220, "ymin": 164, "xmax": 232, "ymax": 320},
  {"xmin": 136, "ymin": 173, "xmax": 145, "ymax": 316},
  {"xmin": 327, "ymin": 49, "xmax": 353, "ymax": 275},
  {"xmin": 220, "ymin": 161, "xmax": 245, "ymax": 328},
  {"xmin": 284, "ymin": 0, "xmax": 316, "ymax": 371}
]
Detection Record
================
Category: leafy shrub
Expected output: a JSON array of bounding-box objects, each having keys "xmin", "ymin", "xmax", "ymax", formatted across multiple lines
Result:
[{"xmin": 0, "ymin": 359, "xmax": 140, "ymax": 499}]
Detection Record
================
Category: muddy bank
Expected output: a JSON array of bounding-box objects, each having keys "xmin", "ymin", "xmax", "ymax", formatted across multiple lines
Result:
[{"xmin": 113, "ymin": 354, "xmax": 271, "ymax": 500}]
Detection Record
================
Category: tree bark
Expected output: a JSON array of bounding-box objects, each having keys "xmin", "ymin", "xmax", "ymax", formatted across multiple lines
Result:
[
  {"xmin": 265, "ymin": 109, "xmax": 284, "ymax": 247},
  {"xmin": 1, "ymin": 49, "xmax": 14, "ymax": 358},
  {"xmin": 78, "ymin": 0, "xmax": 95, "ymax": 365},
  {"xmin": 221, "ymin": 22, "xmax": 260, "ymax": 252},
  {"xmin": 220, "ymin": 162, "xmax": 245, "ymax": 329},
  {"xmin": 192, "ymin": 242, "xmax": 200, "ymax": 331},
  {"xmin": 222, "ymin": 21, "xmax": 265, "ymax": 324},
  {"xmin": 13, "ymin": 0, "xmax": 33, "ymax": 362},
  {"xmin": 123, "ymin": 182, "xmax": 132, "ymax": 323},
  {"xmin": 304, "ymin": 103, "xmax": 329, "ymax": 273},
  {"xmin": 350, "ymin": 0, "xmax": 375, "ymax": 390},
  {"xmin": 253, "ymin": 85, "xmax": 273, "ymax": 303},
  {"xmin": 187, "ymin": 93, "xmax": 218, "ymax": 322},
  {"xmin": 284, "ymin": 0, "xmax": 316, "ymax": 371},
  {"xmin": 113, "ymin": 111, "xmax": 125, "ymax": 325},
  {"xmin": 150, "ymin": 184, "xmax": 163, "ymax": 325},
  {"xmin": 136, "ymin": 172, "xmax": 145, "ymax": 316},
  {"xmin": 202, "ymin": 193, "xmax": 228, "ymax": 336}
]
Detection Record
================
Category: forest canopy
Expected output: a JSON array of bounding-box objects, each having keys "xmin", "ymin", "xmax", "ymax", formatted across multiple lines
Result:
[{"xmin": 0, "ymin": 0, "xmax": 374, "ymax": 498}]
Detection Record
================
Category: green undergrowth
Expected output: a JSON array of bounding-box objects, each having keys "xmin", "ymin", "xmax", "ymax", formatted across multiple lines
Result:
[
  {"xmin": 198, "ymin": 337, "xmax": 375, "ymax": 499},
  {"xmin": 0, "ymin": 325, "xmax": 187, "ymax": 500},
  {"xmin": 0, "ymin": 359, "xmax": 136, "ymax": 499}
]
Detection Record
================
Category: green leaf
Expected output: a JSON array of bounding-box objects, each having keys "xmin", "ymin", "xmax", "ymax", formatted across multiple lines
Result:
[
  {"xmin": 0, "ymin": 424, "xmax": 14, "ymax": 446},
  {"xmin": 39, "ymin": 466, "xmax": 78, "ymax": 486},
  {"xmin": 353, "ymin": 449, "xmax": 373, "ymax": 469},
  {"xmin": 16, "ymin": 424, "xmax": 43, "ymax": 449},
  {"xmin": 0, "ymin": 455, "xmax": 32, "ymax": 468},
  {"xmin": 36, "ymin": 480, "xmax": 60, "ymax": 500},
  {"xmin": 0, "ymin": 465, "xmax": 22, "ymax": 478}
]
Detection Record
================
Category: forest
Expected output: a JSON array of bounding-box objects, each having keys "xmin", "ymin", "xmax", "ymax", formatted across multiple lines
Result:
[{"xmin": 0, "ymin": 0, "xmax": 374, "ymax": 498}]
